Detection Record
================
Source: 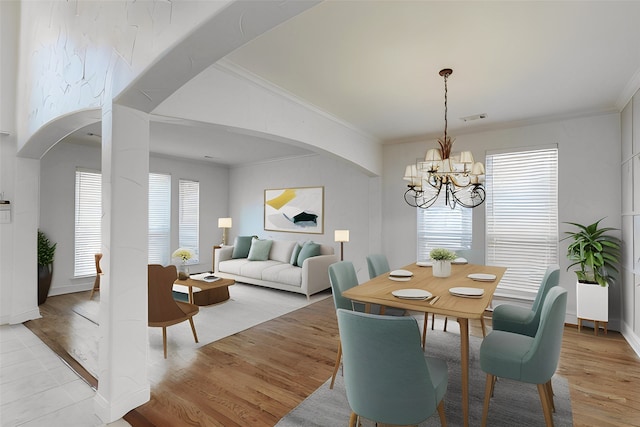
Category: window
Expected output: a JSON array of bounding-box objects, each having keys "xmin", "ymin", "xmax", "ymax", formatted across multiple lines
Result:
[
  {"xmin": 179, "ymin": 179, "xmax": 199, "ymax": 264},
  {"xmin": 75, "ymin": 171, "xmax": 173, "ymax": 274},
  {"xmin": 148, "ymin": 173, "xmax": 171, "ymax": 265},
  {"xmin": 417, "ymin": 196, "xmax": 472, "ymax": 261},
  {"xmin": 74, "ymin": 169, "xmax": 102, "ymax": 277},
  {"xmin": 485, "ymin": 145, "xmax": 558, "ymax": 301}
]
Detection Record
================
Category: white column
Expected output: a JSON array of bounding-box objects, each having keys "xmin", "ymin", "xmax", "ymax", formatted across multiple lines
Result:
[{"xmin": 94, "ymin": 101, "xmax": 150, "ymax": 422}]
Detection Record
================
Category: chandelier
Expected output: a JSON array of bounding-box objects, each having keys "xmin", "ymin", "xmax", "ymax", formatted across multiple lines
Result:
[{"xmin": 403, "ymin": 68, "xmax": 486, "ymax": 209}]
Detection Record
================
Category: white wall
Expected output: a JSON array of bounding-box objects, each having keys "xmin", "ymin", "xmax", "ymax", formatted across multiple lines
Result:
[
  {"xmin": 383, "ymin": 112, "xmax": 622, "ymax": 328},
  {"xmin": 39, "ymin": 140, "xmax": 230, "ymax": 296},
  {"xmin": 229, "ymin": 154, "xmax": 381, "ymax": 283}
]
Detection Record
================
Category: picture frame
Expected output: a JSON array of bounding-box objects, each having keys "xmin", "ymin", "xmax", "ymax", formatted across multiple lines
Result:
[{"xmin": 264, "ymin": 187, "xmax": 324, "ymax": 234}]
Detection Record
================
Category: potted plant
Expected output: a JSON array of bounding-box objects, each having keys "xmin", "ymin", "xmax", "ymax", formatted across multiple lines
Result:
[
  {"xmin": 562, "ymin": 218, "xmax": 621, "ymax": 331},
  {"xmin": 172, "ymin": 247, "xmax": 194, "ymax": 280},
  {"xmin": 430, "ymin": 248, "xmax": 457, "ymax": 278},
  {"xmin": 37, "ymin": 230, "xmax": 56, "ymax": 305}
]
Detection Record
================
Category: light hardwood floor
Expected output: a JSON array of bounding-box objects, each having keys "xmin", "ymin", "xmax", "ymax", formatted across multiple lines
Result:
[{"xmin": 25, "ymin": 291, "xmax": 640, "ymax": 427}]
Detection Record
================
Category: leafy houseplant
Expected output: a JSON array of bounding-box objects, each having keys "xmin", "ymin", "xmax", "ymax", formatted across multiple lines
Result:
[
  {"xmin": 430, "ymin": 248, "xmax": 457, "ymax": 278},
  {"xmin": 563, "ymin": 218, "xmax": 621, "ymax": 287},
  {"xmin": 172, "ymin": 247, "xmax": 194, "ymax": 280},
  {"xmin": 37, "ymin": 230, "xmax": 57, "ymax": 305}
]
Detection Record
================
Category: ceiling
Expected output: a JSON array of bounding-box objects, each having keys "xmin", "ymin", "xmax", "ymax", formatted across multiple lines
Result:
[{"xmin": 68, "ymin": 1, "xmax": 640, "ymax": 165}]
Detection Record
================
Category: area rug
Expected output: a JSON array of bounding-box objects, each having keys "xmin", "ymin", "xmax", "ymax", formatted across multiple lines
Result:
[{"xmin": 276, "ymin": 326, "xmax": 573, "ymax": 427}]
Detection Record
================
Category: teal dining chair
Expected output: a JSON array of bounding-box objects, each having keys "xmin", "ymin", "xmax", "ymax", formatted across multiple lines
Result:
[
  {"xmin": 337, "ymin": 309, "xmax": 448, "ymax": 426},
  {"xmin": 492, "ymin": 264, "xmax": 560, "ymax": 337},
  {"xmin": 366, "ymin": 253, "xmax": 391, "ymax": 279},
  {"xmin": 479, "ymin": 286, "xmax": 567, "ymax": 427}
]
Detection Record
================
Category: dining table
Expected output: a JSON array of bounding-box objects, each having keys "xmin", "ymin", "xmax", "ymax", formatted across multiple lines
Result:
[{"xmin": 341, "ymin": 262, "xmax": 506, "ymax": 427}]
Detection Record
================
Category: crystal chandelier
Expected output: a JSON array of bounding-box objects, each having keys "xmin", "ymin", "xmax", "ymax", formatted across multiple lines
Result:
[{"xmin": 403, "ymin": 68, "xmax": 486, "ymax": 209}]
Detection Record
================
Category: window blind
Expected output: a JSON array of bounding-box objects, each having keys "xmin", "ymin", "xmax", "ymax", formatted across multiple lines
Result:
[
  {"xmin": 74, "ymin": 169, "xmax": 102, "ymax": 277},
  {"xmin": 148, "ymin": 173, "xmax": 171, "ymax": 265},
  {"xmin": 417, "ymin": 196, "xmax": 472, "ymax": 261},
  {"xmin": 485, "ymin": 146, "xmax": 558, "ymax": 300},
  {"xmin": 179, "ymin": 179, "xmax": 200, "ymax": 264}
]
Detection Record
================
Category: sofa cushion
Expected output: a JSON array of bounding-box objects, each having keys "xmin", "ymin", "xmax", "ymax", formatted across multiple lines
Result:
[
  {"xmin": 240, "ymin": 260, "xmax": 280, "ymax": 280},
  {"xmin": 290, "ymin": 243, "xmax": 302, "ymax": 265},
  {"xmin": 270, "ymin": 240, "xmax": 296, "ymax": 263},
  {"xmin": 232, "ymin": 236, "xmax": 254, "ymax": 259},
  {"xmin": 218, "ymin": 259, "xmax": 250, "ymax": 275},
  {"xmin": 262, "ymin": 264, "xmax": 303, "ymax": 287},
  {"xmin": 297, "ymin": 241, "xmax": 321, "ymax": 266},
  {"xmin": 248, "ymin": 238, "xmax": 273, "ymax": 261}
]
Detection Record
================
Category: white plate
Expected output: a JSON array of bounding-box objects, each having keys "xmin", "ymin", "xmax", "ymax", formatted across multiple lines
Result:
[
  {"xmin": 449, "ymin": 287, "xmax": 485, "ymax": 298},
  {"xmin": 389, "ymin": 269, "xmax": 413, "ymax": 277},
  {"xmin": 392, "ymin": 289, "xmax": 432, "ymax": 299},
  {"xmin": 389, "ymin": 276, "xmax": 412, "ymax": 282},
  {"xmin": 452, "ymin": 257, "xmax": 468, "ymax": 265},
  {"xmin": 467, "ymin": 273, "xmax": 497, "ymax": 282},
  {"xmin": 416, "ymin": 261, "xmax": 432, "ymax": 267}
]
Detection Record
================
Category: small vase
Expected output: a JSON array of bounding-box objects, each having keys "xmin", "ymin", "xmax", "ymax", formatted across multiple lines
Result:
[
  {"xmin": 177, "ymin": 264, "xmax": 190, "ymax": 280},
  {"xmin": 432, "ymin": 260, "xmax": 452, "ymax": 278}
]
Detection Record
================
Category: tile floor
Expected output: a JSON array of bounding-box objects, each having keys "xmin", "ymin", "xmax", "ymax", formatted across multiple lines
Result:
[{"xmin": 0, "ymin": 323, "xmax": 130, "ymax": 427}]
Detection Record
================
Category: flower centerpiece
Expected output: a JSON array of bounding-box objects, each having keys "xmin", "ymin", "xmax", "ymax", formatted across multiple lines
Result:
[
  {"xmin": 172, "ymin": 247, "xmax": 194, "ymax": 280},
  {"xmin": 429, "ymin": 248, "xmax": 457, "ymax": 278}
]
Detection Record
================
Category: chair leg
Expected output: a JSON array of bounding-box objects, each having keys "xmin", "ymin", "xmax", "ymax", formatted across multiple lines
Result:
[
  {"xmin": 482, "ymin": 373, "xmax": 494, "ymax": 427},
  {"xmin": 443, "ymin": 316, "xmax": 448, "ymax": 332},
  {"xmin": 545, "ymin": 380, "xmax": 555, "ymax": 412},
  {"xmin": 480, "ymin": 317, "xmax": 487, "ymax": 337},
  {"xmin": 437, "ymin": 400, "xmax": 447, "ymax": 426},
  {"xmin": 491, "ymin": 375, "xmax": 497, "ymax": 397},
  {"xmin": 431, "ymin": 312, "xmax": 435, "ymax": 330},
  {"xmin": 162, "ymin": 327, "xmax": 168, "ymax": 359},
  {"xmin": 348, "ymin": 412, "xmax": 358, "ymax": 427},
  {"xmin": 330, "ymin": 341, "xmax": 342, "ymax": 389},
  {"xmin": 89, "ymin": 276, "xmax": 100, "ymax": 300},
  {"xmin": 537, "ymin": 382, "xmax": 555, "ymax": 426},
  {"xmin": 422, "ymin": 315, "xmax": 428, "ymax": 350},
  {"xmin": 188, "ymin": 317, "xmax": 199, "ymax": 343}
]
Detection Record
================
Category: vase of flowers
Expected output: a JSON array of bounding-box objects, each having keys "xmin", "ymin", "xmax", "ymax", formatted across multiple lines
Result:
[
  {"xmin": 430, "ymin": 248, "xmax": 457, "ymax": 278},
  {"xmin": 172, "ymin": 247, "xmax": 194, "ymax": 280}
]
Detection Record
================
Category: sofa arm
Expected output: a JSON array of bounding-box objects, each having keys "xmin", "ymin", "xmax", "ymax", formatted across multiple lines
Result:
[
  {"xmin": 214, "ymin": 246, "xmax": 234, "ymax": 273},
  {"xmin": 301, "ymin": 254, "xmax": 339, "ymax": 298}
]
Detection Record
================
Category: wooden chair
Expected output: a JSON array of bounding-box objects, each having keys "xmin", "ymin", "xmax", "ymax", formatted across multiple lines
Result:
[
  {"xmin": 148, "ymin": 264, "xmax": 199, "ymax": 358},
  {"xmin": 89, "ymin": 253, "xmax": 103, "ymax": 300}
]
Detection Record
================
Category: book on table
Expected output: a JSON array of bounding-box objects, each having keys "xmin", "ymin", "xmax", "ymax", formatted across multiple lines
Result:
[{"xmin": 189, "ymin": 272, "xmax": 220, "ymax": 282}]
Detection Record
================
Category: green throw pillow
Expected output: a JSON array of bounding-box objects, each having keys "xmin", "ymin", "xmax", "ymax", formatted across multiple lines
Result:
[
  {"xmin": 290, "ymin": 243, "xmax": 302, "ymax": 266},
  {"xmin": 248, "ymin": 238, "xmax": 273, "ymax": 261},
  {"xmin": 232, "ymin": 236, "xmax": 254, "ymax": 259},
  {"xmin": 297, "ymin": 241, "xmax": 321, "ymax": 266}
]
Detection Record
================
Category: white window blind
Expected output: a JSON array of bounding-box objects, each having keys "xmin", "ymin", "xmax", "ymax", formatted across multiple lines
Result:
[
  {"xmin": 485, "ymin": 146, "xmax": 558, "ymax": 301},
  {"xmin": 74, "ymin": 169, "xmax": 102, "ymax": 277},
  {"xmin": 417, "ymin": 196, "xmax": 472, "ymax": 261},
  {"xmin": 148, "ymin": 173, "xmax": 171, "ymax": 265},
  {"xmin": 179, "ymin": 179, "xmax": 199, "ymax": 264}
]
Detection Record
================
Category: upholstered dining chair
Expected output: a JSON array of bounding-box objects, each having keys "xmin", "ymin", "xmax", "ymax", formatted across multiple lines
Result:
[
  {"xmin": 89, "ymin": 253, "xmax": 103, "ymax": 300},
  {"xmin": 337, "ymin": 309, "xmax": 448, "ymax": 427},
  {"xmin": 148, "ymin": 264, "xmax": 199, "ymax": 358},
  {"xmin": 492, "ymin": 264, "xmax": 560, "ymax": 337},
  {"xmin": 366, "ymin": 253, "xmax": 391, "ymax": 279},
  {"xmin": 480, "ymin": 286, "xmax": 567, "ymax": 427}
]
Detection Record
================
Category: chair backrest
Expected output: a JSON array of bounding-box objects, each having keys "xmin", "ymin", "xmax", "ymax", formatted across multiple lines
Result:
[
  {"xmin": 528, "ymin": 264, "xmax": 560, "ymax": 334},
  {"xmin": 95, "ymin": 253, "xmax": 103, "ymax": 275},
  {"xmin": 522, "ymin": 286, "xmax": 567, "ymax": 384},
  {"xmin": 366, "ymin": 254, "xmax": 390, "ymax": 279},
  {"xmin": 148, "ymin": 264, "xmax": 187, "ymax": 323},
  {"xmin": 329, "ymin": 261, "xmax": 360, "ymax": 311},
  {"xmin": 337, "ymin": 309, "xmax": 442, "ymax": 425}
]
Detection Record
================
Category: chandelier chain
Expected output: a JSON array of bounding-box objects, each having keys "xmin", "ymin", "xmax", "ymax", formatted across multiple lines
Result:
[{"xmin": 443, "ymin": 72, "xmax": 448, "ymax": 143}]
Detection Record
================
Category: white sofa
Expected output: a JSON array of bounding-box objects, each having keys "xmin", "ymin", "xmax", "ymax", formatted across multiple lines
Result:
[{"xmin": 214, "ymin": 239, "xmax": 338, "ymax": 299}]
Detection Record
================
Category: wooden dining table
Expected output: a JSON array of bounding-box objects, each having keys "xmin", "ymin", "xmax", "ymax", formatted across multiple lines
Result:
[{"xmin": 342, "ymin": 262, "xmax": 506, "ymax": 427}]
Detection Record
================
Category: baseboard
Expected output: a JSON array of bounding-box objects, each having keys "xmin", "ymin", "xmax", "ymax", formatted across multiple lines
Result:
[
  {"xmin": 621, "ymin": 321, "xmax": 640, "ymax": 358},
  {"xmin": 2, "ymin": 307, "xmax": 42, "ymax": 325}
]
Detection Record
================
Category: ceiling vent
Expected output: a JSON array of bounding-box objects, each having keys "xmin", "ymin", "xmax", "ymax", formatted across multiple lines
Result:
[{"xmin": 460, "ymin": 113, "xmax": 487, "ymax": 122}]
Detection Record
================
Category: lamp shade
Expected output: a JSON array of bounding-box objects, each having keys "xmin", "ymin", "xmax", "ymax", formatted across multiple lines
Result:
[
  {"xmin": 471, "ymin": 162, "xmax": 485, "ymax": 175},
  {"xmin": 424, "ymin": 148, "xmax": 442, "ymax": 162},
  {"xmin": 459, "ymin": 151, "xmax": 474, "ymax": 164},
  {"xmin": 334, "ymin": 230, "xmax": 350, "ymax": 242},
  {"xmin": 218, "ymin": 217, "xmax": 232, "ymax": 228}
]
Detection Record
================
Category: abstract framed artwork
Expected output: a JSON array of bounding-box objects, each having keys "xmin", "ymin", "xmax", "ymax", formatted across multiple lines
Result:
[{"xmin": 264, "ymin": 187, "xmax": 324, "ymax": 234}]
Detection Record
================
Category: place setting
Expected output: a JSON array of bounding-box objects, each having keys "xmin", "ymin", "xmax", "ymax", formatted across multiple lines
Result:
[
  {"xmin": 449, "ymin": 287, "xmax": 485, "ymax": 298},
  {"xmin": 467, "ymin": 273, "xmax": 497, "ymax": 282},
  {"xmin": 388, "ymin": 269, "xmax": 414, "ymax": 281},
  {"xmin": 391, "ymin": 288, "xmax": 433, "ymax": 301}
]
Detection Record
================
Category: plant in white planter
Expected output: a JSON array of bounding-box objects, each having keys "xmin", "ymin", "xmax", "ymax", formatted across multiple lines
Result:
[
  {"xmin": 430, "ymin": 248, "xmax": 457, "ymax": 278},
  {"xmin": 562, "ymin": 218, "xmax": 621, "ymax": 333}
]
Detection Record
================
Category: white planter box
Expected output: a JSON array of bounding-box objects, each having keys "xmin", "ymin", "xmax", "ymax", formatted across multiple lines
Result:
[{"xmin": 576, "ymin": 281, "xmax": 608, "ymax": 322}]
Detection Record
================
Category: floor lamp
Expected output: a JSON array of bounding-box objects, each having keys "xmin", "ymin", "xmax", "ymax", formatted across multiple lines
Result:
[{"xmin": 334, "ymin": 230, "xmax": 350, "ymax": 261}]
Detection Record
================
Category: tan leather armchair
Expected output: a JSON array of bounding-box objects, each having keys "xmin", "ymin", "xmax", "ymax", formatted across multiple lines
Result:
[{"xmin": 148, "ymin": 264, "xmax": 199, "ymax": 358}]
